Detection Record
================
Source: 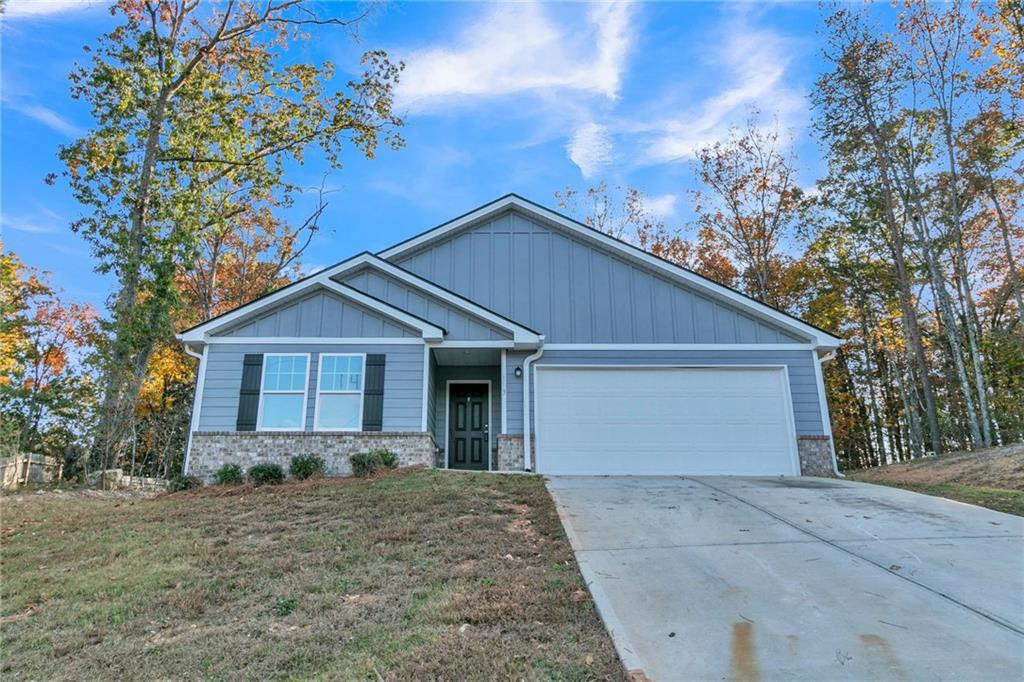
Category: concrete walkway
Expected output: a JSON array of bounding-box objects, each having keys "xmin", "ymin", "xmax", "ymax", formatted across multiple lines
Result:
[{"xmin": 547, "ymin": 476, "xmax": 1024, "ymax": 681}]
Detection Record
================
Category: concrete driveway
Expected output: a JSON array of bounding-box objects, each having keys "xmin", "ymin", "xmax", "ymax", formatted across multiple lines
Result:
[{"xmin": 546, "ymin": 476, "xmax": 1024, "ymax": 681}]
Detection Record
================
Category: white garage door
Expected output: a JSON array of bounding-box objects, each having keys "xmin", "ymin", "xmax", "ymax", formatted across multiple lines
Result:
[{"xmin": 535, "ymin": 367, "xmax": 799, "ymax": 476}]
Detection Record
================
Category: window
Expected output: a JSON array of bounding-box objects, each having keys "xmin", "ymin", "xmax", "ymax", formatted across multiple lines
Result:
[
  {"xmin": 258, "ymin": 354, "xmax": 309, "ymax": 430},
  {"xmin": 315, "ymin": 354, "xmax": 365, "ymax": 431}
]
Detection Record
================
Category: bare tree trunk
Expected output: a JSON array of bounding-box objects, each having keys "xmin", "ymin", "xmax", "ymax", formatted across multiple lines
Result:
[
  {"xmin": 908, "ymin": 208, "xmax": 984, "ymax": 449},
  {"xmin": 984, "ymin": 171, "xmax": 1024, "ymax": 319},
  {"xmin": 850, "ymin": 76, "xmax": 942, "ymax": 453}
]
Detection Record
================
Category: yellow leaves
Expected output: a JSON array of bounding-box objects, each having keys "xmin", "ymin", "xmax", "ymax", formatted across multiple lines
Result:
[{"xmin": 137, "ymin": 345, "xmax": 192, "ymax": 413}]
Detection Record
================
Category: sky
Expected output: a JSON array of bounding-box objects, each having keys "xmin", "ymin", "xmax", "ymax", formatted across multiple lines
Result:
[{"xmin": 1, "ymin": 0, "xmax": 839, "ymax": 311}]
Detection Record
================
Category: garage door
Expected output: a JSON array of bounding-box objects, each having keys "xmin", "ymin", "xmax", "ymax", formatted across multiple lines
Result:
[{"xmin": 535, "ymin": 367, "xmax": 799, "ymax": 476}]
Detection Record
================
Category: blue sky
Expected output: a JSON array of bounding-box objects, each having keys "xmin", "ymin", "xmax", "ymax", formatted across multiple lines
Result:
[{"xmin": 2, "ymin": 1, "xmax": 836, "ymax": 311}]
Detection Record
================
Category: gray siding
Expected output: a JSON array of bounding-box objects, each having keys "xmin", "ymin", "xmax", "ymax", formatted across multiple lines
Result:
[
  {"xmin": 392, "ymin": 208, "xmax": 804, "ymax": 344},
  {"xmin": 218, "ymin": 289, "xmax": 416, "ymax": 338},
  {"xmin": 503, "ymin": 349, "xmax": 823, "ymax": 437},
  {"xmin": 504, "ymin": 351, "xmax": 528, "ymax": 434},
  {"xmin": 198, "ymin": 343, "xmax": 425, "ymax": 432},
  {"xmin": 432, "ymin": 366, "xmax": 502, "ymax": 457},
  {"xmin": 339, "ymin": 267, "xmax": 510, "ymax": 341}
]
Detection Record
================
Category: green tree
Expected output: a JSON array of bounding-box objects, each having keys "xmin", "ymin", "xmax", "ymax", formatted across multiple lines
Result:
[
  {"xmin": 0, "ymin": 251, "xmax": 98, "ymax": 458},
  {"xmin": 53, "ymin": 1, "xmax": 404, "ymax": 468}
]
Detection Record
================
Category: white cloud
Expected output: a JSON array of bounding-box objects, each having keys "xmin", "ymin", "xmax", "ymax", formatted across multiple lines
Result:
[
  {"xmin": 2, "ymin": 214, "xmax": 58, "ymax": 234},
  {"xmin": 637, "ymin": 13, "xmax": 806, "ymax": 165},
  {"xmin": 396, "ymin": 2, "xmax": 634, "ymax": 111},
  {"xmin": 2, "ymin": 0, "xmax": 103, "ymax": 18},
  {"xmin": 5, "ymin": 101, "xmax": 82, "ymax": 137},
  {"xmin": 645, "ymin": 193, "xmax": 677, "ymax": 218},
  {"xmin": 567, "ymin": 122, "xmax": 614, "ymax": 178}
]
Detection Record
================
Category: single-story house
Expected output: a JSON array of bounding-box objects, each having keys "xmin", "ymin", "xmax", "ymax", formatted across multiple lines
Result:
[{"xmin": 178, "ymin": 194, "xmax": 842, "ymax": 480}]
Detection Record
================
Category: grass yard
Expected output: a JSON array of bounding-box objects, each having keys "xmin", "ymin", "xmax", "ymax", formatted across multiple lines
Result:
[
  {"xmin": 848, "ymin": 442, "xmax": 1024, "ymax": 517},
  {"xmin": 1, "ymin": 469, "xmax": 623, "ymax": 681}
]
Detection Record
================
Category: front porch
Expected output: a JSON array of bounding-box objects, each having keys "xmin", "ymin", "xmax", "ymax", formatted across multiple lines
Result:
[{"xmin": 429, "ymin": 346, "xmax": 523, "ymax": 471}]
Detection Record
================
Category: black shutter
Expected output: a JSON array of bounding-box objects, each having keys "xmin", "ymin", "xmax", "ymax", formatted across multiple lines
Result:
[
  {"xmin": 236, "ymin": 354, "xmax": 263, "ymax": 431},
  {"xmin": 362, "ymin": 354, "xmax": 386, "ymax": 432}
]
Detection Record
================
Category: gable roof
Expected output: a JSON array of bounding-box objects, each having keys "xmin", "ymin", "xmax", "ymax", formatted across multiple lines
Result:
[
  {"xmin": 334, "ymin": 253, "xmax": 543, "ymax": 346},
  {"xmin": 177, "ymin": 251, "xmax": 543, "ymax": 348},
  {"xmin": 377, "ymin": 194, "xmax": 842, "ymax": 349},
  {"xmin": 178, "ymin": 274, "xmax": 445, "ymax": 344}
]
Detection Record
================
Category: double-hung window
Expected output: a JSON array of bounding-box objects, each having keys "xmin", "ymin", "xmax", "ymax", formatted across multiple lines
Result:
[
  {"xmin": 258, "ymin": 354, "xmax": 309, "ymax": 430},
  {"xmin": 315, "ymin": 354, "xmax": 365, "ymax": 431}
]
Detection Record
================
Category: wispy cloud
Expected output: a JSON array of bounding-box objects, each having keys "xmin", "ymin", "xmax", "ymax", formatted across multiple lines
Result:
[
  {"xmin": 395, "ymin": 2, "xmax": 634, "ymax": 111},
  {"xmin": 2, "ymin": 0, "xmax": 103, "ymax": 19},
  {"xmin": 567, "ymin": 122, "xmax": 614, "ymax": 178},
  {"xmin": 638, "ymin": 12, "xmax": 806, "ymax": 165},
  {"xmin": 2, "ymin": 213, "xmax": 59, "ymax": 235},
  {"xmin": 5, "ymin": 100, "xmax": 82, "ymax": 137}
]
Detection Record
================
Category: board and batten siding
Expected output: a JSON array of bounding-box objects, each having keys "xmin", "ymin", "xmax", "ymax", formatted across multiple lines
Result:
[
  {"xmin": 218, "ymin": 289, "xmax": 416, "ymax": 338},
  {"xmin": 501, "ymin": 349, "xmax": 824, "ymax": 437},
  {"xmin": 392, "ymin": 209, "xmax": 805, "ymax": 345},
  {"xmin": 197, "ymin": 343, "xmax": 425, "ymax": 432},
  {"xmin": 339, "ymin": 267, "xmax": 510, "ymax": 341}
]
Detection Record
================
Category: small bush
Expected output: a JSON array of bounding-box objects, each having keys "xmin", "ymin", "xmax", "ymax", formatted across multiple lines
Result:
[
  {"xmin": 248, "ymin": 463, "xmax": 284, "ymax": 486},
  {"xmin": 213, "ymin": 463, "xmax": 244, "ymax": 485},
  {"xmin": 350, "ymin": 452, "xmax": 377, "ymax": 477},
  {"xmin": 169, "ymin": 474, "xmax": 202, "ymax": 492},
  {"xmin": 376, "ymin": 449, "xmax": 397, "ymax": 469},
  {"xmin": 350, "ymin": 449, "xmax": 397, "ymax": 477},
  {"xmin": 290, "ymin": 454, "xmax": 324, "ymax": 480},
  {"xmin": 272, "ymin": 596, "xmax": 298, "ymax": 617}
]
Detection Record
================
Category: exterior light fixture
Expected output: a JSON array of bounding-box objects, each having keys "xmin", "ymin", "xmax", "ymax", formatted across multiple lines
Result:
[{"xmin": 514, "ymin": 366, "xmax": 523, "ymax": 378}]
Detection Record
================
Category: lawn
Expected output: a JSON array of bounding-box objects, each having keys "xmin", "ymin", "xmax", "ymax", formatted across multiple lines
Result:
[
  {"xmin": 1, "ymin": 469, "xmax": 623, "ymax": 681},
  {"xmin": 848, "ymin": 442, "xmax": 1024, "ymax": 517}
]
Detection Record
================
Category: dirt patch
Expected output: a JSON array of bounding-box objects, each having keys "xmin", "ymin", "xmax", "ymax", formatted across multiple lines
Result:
[{"xmin": 850, "ymin": 443, "xmax": 1024, "ymax": 490}]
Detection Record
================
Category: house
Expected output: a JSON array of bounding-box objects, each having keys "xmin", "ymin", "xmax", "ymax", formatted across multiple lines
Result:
[{"xmin": 178, "ymin": 194, "xmax": 843, "ymax": 480}]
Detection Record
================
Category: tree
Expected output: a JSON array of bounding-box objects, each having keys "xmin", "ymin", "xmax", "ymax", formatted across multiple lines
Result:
[
  {"xmin": 690, "ymin": 111, "xmax": 801, "ymax": 308},
  {"xmin": 815, "ymin": 5, "xmax": 944, "ymax": 455},
  {"xmin": 901, "ymin": 0, "xmax": 993, "ymax": 446},
  {"xmin": 54, "ymin": 0, "xmax": 405, "ymax": 468},
  {"xmin": 0, "ymin": 251, "xmax": 98, "ymax": 458}
]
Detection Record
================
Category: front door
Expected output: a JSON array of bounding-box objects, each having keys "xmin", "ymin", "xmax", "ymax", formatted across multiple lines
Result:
[{"xmin": 448, "ymin": 384, "xmax": 489, "ymax": 470}]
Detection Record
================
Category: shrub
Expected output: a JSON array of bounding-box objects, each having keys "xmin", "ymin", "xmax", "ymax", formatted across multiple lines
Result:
[
  {"xmin": 213, "ymin": 463, "xmax": 244, "ymax": 485},
  {"xmin": 169, "ymin": 474, "xmax": 202, "ymax": 492},
  {"xmin": 350, "ymin": 452, "xmax": 378, "ymax": 477},
  {"xmin": 290, "ymin": 454, "xmax": 324, "ymax": 480},
  {"xmin": 376, "ymin": 449, "xmax": 398, "ymax": 469},
  {"xmin": 248, "ymin": 463, "xmax": 284, "ymax": 486},
  {"xmin": 350, "ymin": 448, "xmax": 397, "ymax": 477}
]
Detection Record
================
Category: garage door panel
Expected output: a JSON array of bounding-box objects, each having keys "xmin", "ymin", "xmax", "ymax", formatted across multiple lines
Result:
[{"xmin": 536, "ymin": 367, "xmax": 798, "ymax": 476}]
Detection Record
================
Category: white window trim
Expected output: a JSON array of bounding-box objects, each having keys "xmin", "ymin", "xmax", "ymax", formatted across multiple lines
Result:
[
  {"xmin": 314, "ymin": 353, "xmax": 367, "ymax": 432},
  {"xmin": 256, "ymin": 353, "xmax": 311, "ymax": 432}
]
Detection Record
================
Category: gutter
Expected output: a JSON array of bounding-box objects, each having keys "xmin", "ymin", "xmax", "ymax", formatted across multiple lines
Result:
[
  {"xmin": 816, "ymin": 349, "xmax": 844, "ymax": 478},
  {"xmin": 181, "ymin": 341, "xmax": 207, "ymax": 476},
  {"xmin": 521, "ymin": 341, "xmax": 545, "ymax": 471}
]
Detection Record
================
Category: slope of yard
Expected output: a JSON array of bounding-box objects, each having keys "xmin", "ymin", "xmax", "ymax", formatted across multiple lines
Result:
[
  {"xmin": 848, "ymin": 443, "xmax": 1024, "ymax": 516},
  {"xmin": 1, "ymin": 469, "xmax": 622, "ymax": 681}
]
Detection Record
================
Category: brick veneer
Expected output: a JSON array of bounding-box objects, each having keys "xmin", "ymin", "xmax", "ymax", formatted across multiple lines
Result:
[
  {"xmin": 797, "ymin": 435, "xmax": 836, "ymax": 477},
  {"xmin": 188, "ymin": 431, "xmax": 439, "ymax": 482},
  {"xmin": 496, "ymin": 434, "xmax": 534, "ymax": 471}
]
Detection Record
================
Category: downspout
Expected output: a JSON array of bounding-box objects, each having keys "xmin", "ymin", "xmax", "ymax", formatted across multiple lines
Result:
[
  {"xmin": 182, "ymin": 343, "xmax": 207, "ymax": 476},
  {"xmin": 521, "ymin": 340, "xmax": 545, "ymax": 472},
  {"xmin": 816, "ymin": 349, "xmax": 844, "ymax": 478}
]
